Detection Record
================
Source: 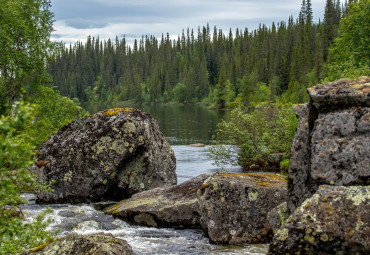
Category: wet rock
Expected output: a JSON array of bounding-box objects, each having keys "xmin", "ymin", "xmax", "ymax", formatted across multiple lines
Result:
[
  {"xmin": 73, "ymin": 220, "xmax": 103, "ymax": 231},
  {"xmin": 33, "ymin": 108, "xmax": 176, "ymax": 203},
  {"xmin": 267, "ymin": 202, "xmax": 289, "ymax": 234},
  {"xmin": 288, "ymin": 77, "xmax": 370, "ymax": 213},
  {"xmin": 268, "ymin": 185, "xmax": 370, "ymax": 255},
  {"xmin": 198, "ymin": 172, "xmax": 287, "ymax": 244},
  {"xmin": 105, "ymin": 174, "xmax": 210, "ymax": 228},
  {"xmin": 57, "ymin": 210, "xmax": 75, "ymax": 218},
  {"xmin": 20, "ymin": 233, "xmax": 133, "ymax": 255}
]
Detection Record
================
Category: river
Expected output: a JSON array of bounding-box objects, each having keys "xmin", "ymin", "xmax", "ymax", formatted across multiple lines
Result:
[{"xmin": 23, "ymin": 103, "xmax": 268, "ymax": 254}]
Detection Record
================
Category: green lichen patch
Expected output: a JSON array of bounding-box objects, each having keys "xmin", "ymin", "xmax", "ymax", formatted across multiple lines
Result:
[
  {"xmin": 124, "ymin": 121, "xmax": 136, "ymax": 133},
  {"xmin": 275, "ymin": 228, "xmax": 289, "ymax": 241},
  {"xmin": 248, "ymin": 192, "xmax": 258, "ymax": 201},
  {"xmin": 345, "ymin": 186, "xmax": 369, "ymax": 206}
]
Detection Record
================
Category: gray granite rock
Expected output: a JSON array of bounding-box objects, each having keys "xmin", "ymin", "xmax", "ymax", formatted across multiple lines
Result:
[
  {"xmin": 20, "ymin": 233, "xmax": 133, "ymax": 255},
  {"xmin": 105, "ymin": 174, "xmax": 210, "ymax": 228},
  {"xmin": 288, "ymin": 77, "xmax": 370, "ymax": 213},
  {"xmin": 198, "ymin": 173, "xmax": 287, "ymax": 244},
  {"xmin": 34, "ymin": 108, "xmax": 176, "ymax": 203},
  {"xmin": 269, "ymin": 185, "xmax": 370, "ymax": 255}
]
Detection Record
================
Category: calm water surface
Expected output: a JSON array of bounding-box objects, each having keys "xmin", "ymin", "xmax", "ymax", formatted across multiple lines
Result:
[{"xmin": 23, "ymin": 103, "xmax": 268, "ymax": 255}]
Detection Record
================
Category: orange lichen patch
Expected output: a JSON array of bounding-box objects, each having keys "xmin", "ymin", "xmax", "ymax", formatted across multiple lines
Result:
[
  {"xmin": 102, "ymin": 107, "xmax": 134, "ymax": 116},
  {"xmin": 103, "ymin": 108, "xmax": 124, "ymax": 116},
  {"xmin": 215, "ymin": 172, "xmax": 287, "ymax": 188},
  {"xmin": 352, "ymin": 84, "xmax": 370, "ymax": 93}
]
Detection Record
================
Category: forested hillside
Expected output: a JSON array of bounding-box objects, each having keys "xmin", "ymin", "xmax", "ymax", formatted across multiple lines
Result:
[{"xmin": 48, "ymin": 0, "xmax": 347, "ymax": 107}]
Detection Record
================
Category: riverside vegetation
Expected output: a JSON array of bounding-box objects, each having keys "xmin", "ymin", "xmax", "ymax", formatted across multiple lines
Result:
[{"xmin": 0, "ymin": 0, "xmax": 369, "ymax": 254}]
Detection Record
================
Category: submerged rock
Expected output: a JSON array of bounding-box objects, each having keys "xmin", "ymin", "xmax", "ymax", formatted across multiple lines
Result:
[
  {"xmin": 187, "ymin": 143, "xmax": 206, "ymax": 147},
  {"xmin": 20, "ymin": 233, "xmax": 133, "ymax": 255},
  {"xmin": 34, "ymin": 108, "xmax": 176, "ymax": 203},
  {"xmin": 268, "ymin": 185, "xmax": 370, "ymax": 255},
  {"xmin": 288, "ymin": 77, "xmax": 370, "ymax": 213},
  {"xmin": 198, "ymin": 173, "xmax": 287, "ymax": 244},
  {"xmin": 105, "ymin": 174, "xmax": 210, "ymax": 228}
]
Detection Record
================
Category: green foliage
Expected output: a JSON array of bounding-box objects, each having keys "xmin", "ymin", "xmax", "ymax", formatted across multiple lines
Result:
[
  {"xmin": 140, "ymin": 83, "xmax": 152, "ymax": 104},
  {"xmin": 209, "ymin": 104, "xmax": 298, "ymax": 170},
  {"xmin": 26, "ymin": 86, "xmax": 89, "ymax": 147},
  {"xmin": 0, "ymin": 102, "xmax": 54, "ymax": 254},
  {"xmin": 280, "ymin": 159, "xmax": 290, "ymax": 172},
  {"xmin": 0, "ymin": 0, "xmax": 55, "ymax": 114},
  {"xmin": 0, "ymin": 208, "xmax": 55, "ymax": 255},
  {"xmin": 173, "ymin": 83, "xmax": 187, "ymax": 103},
  {"xmin": 326, "ymin": 0, "xmax": 370, "ymax": 80},
  {"xmin": 250, "ymin": 82, "xmax": 271, "ymax": 106}
]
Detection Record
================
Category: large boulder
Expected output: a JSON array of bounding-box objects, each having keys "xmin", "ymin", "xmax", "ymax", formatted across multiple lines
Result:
[
  {"xmin": 20, "ymin": 233, "xmax": 133, "ymax": 255},
  {"xmin": 198, "ymin": 172, "xmax": 287, "ymax": 244},
  {"xmin": 105, "ymin": 174, "xmax": 210, "ymax": 228},
  {"xmin": 288, "ymin": 77, "xmax": 370, "ymax": 213},
  {"xmin": 34, "ymin": 108, "xmax": 177, "ymax": 203},
  {"xmin": 268, "ymin": 185, "xmax": 370, "ymax": 254}
]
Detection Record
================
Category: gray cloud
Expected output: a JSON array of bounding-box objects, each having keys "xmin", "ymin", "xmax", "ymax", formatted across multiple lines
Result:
[{"xmin": 50, "ymin": 0, "xmax": 327, "ymax": 44}]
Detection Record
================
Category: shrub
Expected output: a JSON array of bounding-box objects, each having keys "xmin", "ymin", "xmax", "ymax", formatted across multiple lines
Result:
[
  {"xmin": 0, "ymin": 102, "xmax": 55, "ymax": 254},
  {"xmin": 209, "ymin": 104, "xmax": 298, "ymax": 171},
  {"xmin": 26, "ymin": 86, "xmax": 89, "ymax": 147}
]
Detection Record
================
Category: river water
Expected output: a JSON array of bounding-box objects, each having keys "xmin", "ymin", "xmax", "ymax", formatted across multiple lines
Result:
[{"xmin": 23, "ymin": 103, "xmax": 268, "ymax": 255}]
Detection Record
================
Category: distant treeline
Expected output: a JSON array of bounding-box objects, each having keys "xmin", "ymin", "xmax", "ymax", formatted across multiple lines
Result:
[{"xmin": 48, "ymin": 0, "xmax": 348, "ymax": 107}]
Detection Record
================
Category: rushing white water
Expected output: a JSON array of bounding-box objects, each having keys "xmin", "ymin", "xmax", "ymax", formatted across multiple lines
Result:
[{"xmin": 22, "ymin": 145, "xmax": 268, "ymax": 255}]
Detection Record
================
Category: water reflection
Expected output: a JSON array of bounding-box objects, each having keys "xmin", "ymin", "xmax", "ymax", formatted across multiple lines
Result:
[{"xmin": 173, "ymin": 145, "xmax": 241, "ymax": 183}]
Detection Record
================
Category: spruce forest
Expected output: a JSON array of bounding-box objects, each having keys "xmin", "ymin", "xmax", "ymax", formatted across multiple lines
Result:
[{"xmin": 49, "ymin": 0, "xmax": 346, "ymax": 107}]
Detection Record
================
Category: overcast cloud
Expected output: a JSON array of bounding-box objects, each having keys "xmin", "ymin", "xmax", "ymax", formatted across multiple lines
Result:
[{"xmin": 50, "ymin": 0, "xmax": 327, "ymax": 45}]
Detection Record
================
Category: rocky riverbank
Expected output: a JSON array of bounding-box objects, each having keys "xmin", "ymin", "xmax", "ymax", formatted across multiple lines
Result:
[{"xmin": 29, "ymin": 77, "xmax": 369, "ymax": 254}]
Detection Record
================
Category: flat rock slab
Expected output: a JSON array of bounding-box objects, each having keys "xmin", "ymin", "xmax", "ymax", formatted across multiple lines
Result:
[
  {"xmin": 269, "ymin": 185, "xmax": 370, "ymax": 255},
  {"xmin": 20, "ymin": 233, "xmax": 133, "ymax": 255},
  {"xmin": 34, "ymin": 108, "xmax": 176, "ymax": 203},
  {"xmin": 308, "ymin": 76, "xmax": 370, "ymax": 111},
  {"xmin": 198, "ymin": 173, "xmax": 287, "ymax": 244},
  {"xmin": 105, "ymin": 174, "xmax": 210, "ymax": 228}
]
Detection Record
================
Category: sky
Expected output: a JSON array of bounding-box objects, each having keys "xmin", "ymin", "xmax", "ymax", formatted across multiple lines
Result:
[{"xmin": 50, "ymin": 0, "xmax": 327, "ymax": 46}]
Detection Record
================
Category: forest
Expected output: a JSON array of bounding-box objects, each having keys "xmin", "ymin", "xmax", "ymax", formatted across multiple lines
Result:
[{"xmin": 49, "ymin": 0, "xmax": 352, "ymax": 108}]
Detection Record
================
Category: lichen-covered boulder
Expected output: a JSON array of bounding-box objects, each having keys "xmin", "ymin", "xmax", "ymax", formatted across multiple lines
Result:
[
  {"xmin": 105, "ymin": 174, "xmax": 209, "ymax": 228},
  {"xmin": 288, "ymin": 77, "xmax": 370, "ymax": 213},
  {"xmin": 267, "ymin": 202, "xmax": 289, "ymax": 234},
  {"xmin": 268, "ymin": 185, "xmax": 370, "ymax": 255},
  {"xmin": 198, "ymin": 172, "xmax": 287, "ymax": 244},
  {"xmin": 20, "ymin": 233, "xmax": 133, "ymax": 255},
  {"xmin": 34, "ymin": 108, "xmax": 176, "ymax": 203}
]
